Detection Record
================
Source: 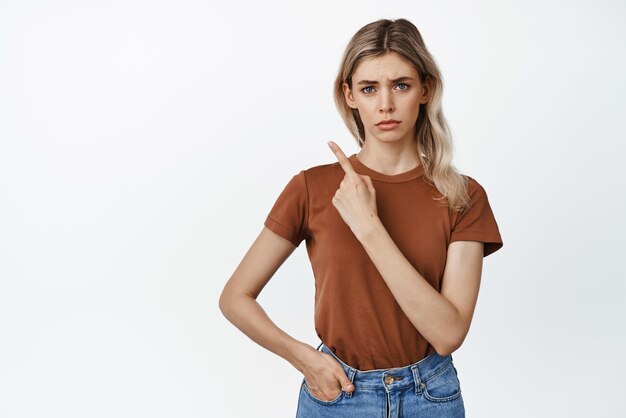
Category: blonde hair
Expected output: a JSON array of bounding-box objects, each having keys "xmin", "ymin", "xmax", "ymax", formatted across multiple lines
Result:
[{"xmin": 333, "ymin": 18, "xmax": 470, "ymax": 212}]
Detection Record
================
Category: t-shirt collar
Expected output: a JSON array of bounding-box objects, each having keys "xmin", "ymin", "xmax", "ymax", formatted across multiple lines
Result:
[{"xmin": 348, "ymin": 153, "xmax": 424, "ymax": 183}]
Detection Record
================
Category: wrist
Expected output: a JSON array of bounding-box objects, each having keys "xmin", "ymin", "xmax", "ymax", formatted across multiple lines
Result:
[
  {"xmin": 355, "ymin": 215, "xmax": 383, "ymax": 243},
  {"xmin": 283, "ymin": 338, "xmax": 313, "ymax": 373}
]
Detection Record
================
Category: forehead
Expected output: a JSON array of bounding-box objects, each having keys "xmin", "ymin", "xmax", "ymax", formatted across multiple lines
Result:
[{"xmin": 353, "ymin": 52, "xmax": 418, "ymax": 80}]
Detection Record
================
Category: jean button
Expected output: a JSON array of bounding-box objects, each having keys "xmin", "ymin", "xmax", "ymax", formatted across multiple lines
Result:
[{"xmin": 384, "ymin": 375, "xmax": 394, "ymax": 384}]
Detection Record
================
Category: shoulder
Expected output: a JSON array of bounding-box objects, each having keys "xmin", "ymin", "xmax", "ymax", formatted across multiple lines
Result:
[
  {"xmin": 300, "ymin": 159, "xmax": 343, "ymax": 183},
  {"xmin": 461, "ymin": 174, "xmax": 488, "ymax": 197},
  {"xmin": 275, "ymin": 160, "xmax": 341, "ymax": 197}
]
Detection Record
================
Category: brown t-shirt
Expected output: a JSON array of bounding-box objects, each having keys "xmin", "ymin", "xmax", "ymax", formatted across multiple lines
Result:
[{"xmin": 264, "ymin": 153, "xmax": 503, "ymax": 371}]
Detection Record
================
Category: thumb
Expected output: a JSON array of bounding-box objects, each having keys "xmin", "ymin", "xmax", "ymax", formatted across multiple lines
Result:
[{"xmin": 339, "ymin": 375, "xmax": 355, "ymax": 392}]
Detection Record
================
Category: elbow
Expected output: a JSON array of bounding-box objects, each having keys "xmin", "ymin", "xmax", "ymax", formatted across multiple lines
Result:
[
  {"xmin": 434, "ymin": 312, "xmax": 469, "ymax": 356},
  {"xmin": 434, "ymin": 343, "xmax": 457, "ymax": 357},
  {"xmin": 218, "ymin": 295, "xmax": 229, "ymax": 317},
  {"xmin": 219, "ymin": 290, "xmax": 235, "ymax": 317},
  {"xmin": 219, "ymin": 289, "xmax": 252, "ymax": 318},
  {"xmin": 434, "ymin": 341, "xmax": 459, "ymax": 357},
  {"xmin": 219, "ymin": 279, "xmax": 240, "ymax": 316},
  {"xmin": 434, "ymin": 335, "xmax": 464, "ymax": 357}
]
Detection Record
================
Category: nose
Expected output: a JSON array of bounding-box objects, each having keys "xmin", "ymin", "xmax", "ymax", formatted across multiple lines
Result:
[{"xmin": 379, "ymin": 90, "xmax": 394, "ymax": 113}]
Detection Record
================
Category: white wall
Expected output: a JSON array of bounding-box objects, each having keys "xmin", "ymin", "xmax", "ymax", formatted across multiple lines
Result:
[{"xmin": 1, "ymin": 0, "xmax": 624, "ymax": 417}]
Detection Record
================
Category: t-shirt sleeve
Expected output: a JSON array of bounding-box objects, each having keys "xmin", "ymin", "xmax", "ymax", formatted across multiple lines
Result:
[
  {"xmin": 263, "ymin": 170, "xmax": 310, "ymax": 247},
  {"xmin": 449, "ymin": 176, "xmax": 503, "ymax": 257}
]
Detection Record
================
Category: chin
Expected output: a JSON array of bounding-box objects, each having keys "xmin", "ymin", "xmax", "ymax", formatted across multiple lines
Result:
[{"xmin": 372, "ymin": 129, "xmax": 409, "ymax": 142}]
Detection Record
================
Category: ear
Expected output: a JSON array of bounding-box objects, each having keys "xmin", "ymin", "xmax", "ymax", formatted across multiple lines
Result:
[
  {"xmin": 342, "ymin": 82, "xmax": 358, "ymax": 109},
  {"xmin": 420, "ymin": 76, "xmax": 434, "ymax": 105}
]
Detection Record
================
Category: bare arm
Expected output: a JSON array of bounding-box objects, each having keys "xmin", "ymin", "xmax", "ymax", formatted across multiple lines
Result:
[
  {"xmin": 219, "ymin": 227, "xmax": 323, "ymax": 373},
  {"xmin": 219, "ymin": 227, "xmax": 356, "ymax": 398},
  {"xmin": 358, "ymin": 219, "xmax": 484, "ymax": 356},
  {"xmin": 326, "ymin": 141, "xmax": 484, "ymax": 356}
]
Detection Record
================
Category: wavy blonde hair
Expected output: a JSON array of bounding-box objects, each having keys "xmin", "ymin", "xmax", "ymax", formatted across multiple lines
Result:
[{"xmin": 333, "ymin": 18, "xmax": 470, "ymax": 212}]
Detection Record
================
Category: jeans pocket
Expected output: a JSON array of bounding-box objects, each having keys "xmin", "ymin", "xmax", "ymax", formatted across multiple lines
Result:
[
  {"xmin": 422, "ymin": 361, "xmax": 462, "ymax": 403},
  {"xmin": 301, "ymin": 378, "xmax": 344, "ymax": 405}
]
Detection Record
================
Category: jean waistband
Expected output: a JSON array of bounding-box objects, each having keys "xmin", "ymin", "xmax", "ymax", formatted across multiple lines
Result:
[{"xmin": 316, "ymin": 341, "xmax": 454, "ymax": 393}]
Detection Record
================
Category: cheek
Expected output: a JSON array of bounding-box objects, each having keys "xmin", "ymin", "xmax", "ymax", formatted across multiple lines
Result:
[
  {"xmin": 402, "ymin": 96, "xmax": 422, "ymax": 117},
  {"xmin": 403, "ymin": 92, "xmax": 422, "ymax": 106},
  {"xmin": 356, "ymin": 104, "xmax": 379, "ymax": 123}
]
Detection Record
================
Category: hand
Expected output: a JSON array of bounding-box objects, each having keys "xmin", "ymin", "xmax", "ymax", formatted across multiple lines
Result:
[
  {"xmin": 297, "ymin": 344, "xmax": 355, "ymax": 400},
  {"xmin": 327, "ymin": 141, "xmax": 378, "ymax": 240}
]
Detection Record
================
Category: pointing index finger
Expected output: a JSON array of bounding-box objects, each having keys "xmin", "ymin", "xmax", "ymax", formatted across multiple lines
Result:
[{"xmin": 327, "ymin": 141, "xmax": 359, "ymax": 178}]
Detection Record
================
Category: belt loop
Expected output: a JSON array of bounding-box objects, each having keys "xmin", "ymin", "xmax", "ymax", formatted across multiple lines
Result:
[{"xmin": 411, "ymin": 365, "xmax": 424, "ymax": 395}]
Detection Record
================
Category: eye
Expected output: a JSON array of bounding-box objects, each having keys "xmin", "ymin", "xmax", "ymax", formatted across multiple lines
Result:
[{"xmin": 360, "ymin": 83, "xmax": 410, "ymax": 94}]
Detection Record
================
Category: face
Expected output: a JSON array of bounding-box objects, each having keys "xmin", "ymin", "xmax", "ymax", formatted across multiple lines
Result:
[{"xmin": 342, "ymin": 52, "xmax": 431, "ymax": 146}]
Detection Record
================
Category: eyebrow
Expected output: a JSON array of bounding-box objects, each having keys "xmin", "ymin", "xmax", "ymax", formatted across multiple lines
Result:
[{"xmin": 357, "ymin": 76, "xmax": 415, "ymax": 85}]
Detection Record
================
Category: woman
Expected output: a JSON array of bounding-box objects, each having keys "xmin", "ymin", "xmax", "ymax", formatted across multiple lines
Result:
[{"xmin": 219, "ymin": 18, "xmax": 503, "ymax": 417}]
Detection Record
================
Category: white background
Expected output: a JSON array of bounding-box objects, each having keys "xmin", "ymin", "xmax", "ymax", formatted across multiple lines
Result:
[{"xmin": 1, "ymin": 0, "xmax": 625, "ymax": 417}]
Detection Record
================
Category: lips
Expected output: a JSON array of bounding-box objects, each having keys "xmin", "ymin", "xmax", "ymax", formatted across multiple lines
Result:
[
  {"xmin": 377, "ymin": 121, "xmax": 400, "ymax": 130},
  {"xmin": 376, "ymin": 119, "xmax": 400, "ymax": 125}
]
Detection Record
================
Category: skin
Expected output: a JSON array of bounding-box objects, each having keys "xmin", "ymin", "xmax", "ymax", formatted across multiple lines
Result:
[{"xmin": 219, "ymin": 51, "xmax": 485, "ymax": 402}]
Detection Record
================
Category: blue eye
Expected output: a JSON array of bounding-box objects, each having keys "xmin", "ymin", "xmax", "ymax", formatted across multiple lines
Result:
[{"xmin": 360, "ymin": 83, "xmax": 410, "ymax": 94}]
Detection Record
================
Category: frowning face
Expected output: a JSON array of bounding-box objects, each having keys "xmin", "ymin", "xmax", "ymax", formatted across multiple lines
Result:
[{"xmin": 342, "ymin": 52, "xmax": 431, "ymax": 146}]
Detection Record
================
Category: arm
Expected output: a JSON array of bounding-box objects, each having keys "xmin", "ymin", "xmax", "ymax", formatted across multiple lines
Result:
[
  {"xmin": 357, "ymin": 218, "xmax": 484, "ymax": 356},
  {"xmin": 219, "ymin": 227, "xmax": 357, "ymax": 397},
  {"xmin": 218, "ymin": 227, "xmax": 317, "ymax": 373},
  {"xmin": 325, "ymin": 141, "xmax": 484, "ymax": 356},
  {"xmin": 218, "ymin": 227, "xmax": 307, "ymax": 369}
]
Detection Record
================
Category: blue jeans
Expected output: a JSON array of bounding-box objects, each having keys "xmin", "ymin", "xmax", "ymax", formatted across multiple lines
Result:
[{"xmin": 296, "ymin": 341, "xmax": 465, "ymax": 417}]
